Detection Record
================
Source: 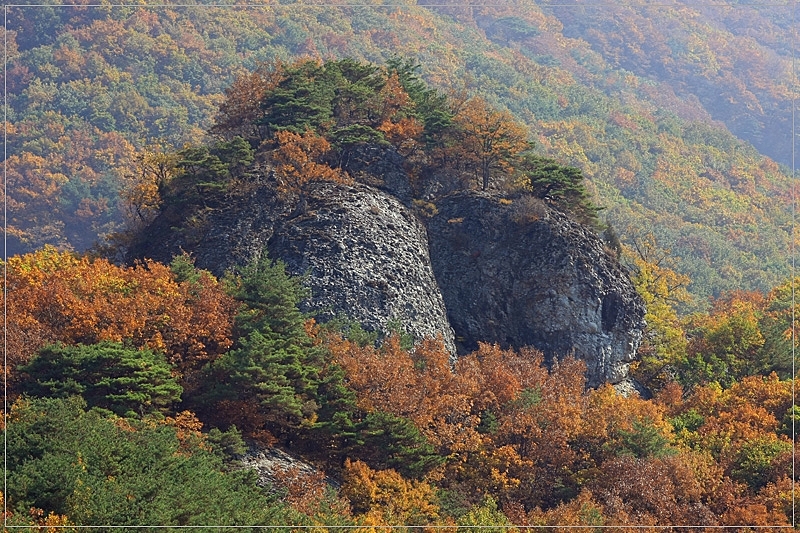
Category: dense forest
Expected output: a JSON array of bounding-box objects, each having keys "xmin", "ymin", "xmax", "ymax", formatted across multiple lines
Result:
[
  {"xmin": 2, "ymin": 1, "xmax": 799, "ymax": 529},
  {"xmin": 4, "ymin": 52, "xmax": 799, "ymax": 528},
  {"xmin": 3, "ymin": 243, "xmax": 797, "ymax": 529},
  {"xmin": 3, "ymin": 0, "xmax": 797, "ymax": 307}
]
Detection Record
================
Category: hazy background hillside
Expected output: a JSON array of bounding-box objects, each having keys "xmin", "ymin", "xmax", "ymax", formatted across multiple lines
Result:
[{"xmin": 3, "ymin": 0, "xmax": 797, "ymax": 309}]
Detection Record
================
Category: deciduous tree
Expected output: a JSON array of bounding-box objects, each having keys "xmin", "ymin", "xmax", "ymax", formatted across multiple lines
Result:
[
  {"xmin": 3, "ymin": 247, "xmax": 236, "ymax": 393},
  {"xmin": 452, "ymin": 96, "xmax": 530, "ymax": 191},
  {"xmin": 271, "ymin": 129, "xmax": 350, "ymax": 194}
]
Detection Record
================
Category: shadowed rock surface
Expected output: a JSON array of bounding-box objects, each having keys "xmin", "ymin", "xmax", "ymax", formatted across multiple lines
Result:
[
  {"xmin": 426, "ymin": 191, "xmax": 646, "ymax": 387},
  {"xmin": 128, "ymin": 174, "xmax": 287, "ymax": 275},
  {"xmin": 130, "ymin": 172, "xmax": 645, "ymax": 387}
]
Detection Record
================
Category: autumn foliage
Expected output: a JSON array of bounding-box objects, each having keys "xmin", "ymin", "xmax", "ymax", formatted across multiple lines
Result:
[
  {"xmin": 323, "ymin": 326, "xmax": 795, "ymax": 527},
  {"xmin": 271, "ymin": 129, "xmax": 351, "ymax": 194},
  {"xmin": 1, "ymin": 242, "xmax": 795, "ymax": 528},
  {"xmin": 451, "ymin": 96, "xmax": 530, "ymax": 191},
  {"xmin": 4, "ymin": 5, "xmax": 799, "ymax": 527},
  {"xmin": 3, "ymin": 247, "xmax": 236, "ymax": 392}
]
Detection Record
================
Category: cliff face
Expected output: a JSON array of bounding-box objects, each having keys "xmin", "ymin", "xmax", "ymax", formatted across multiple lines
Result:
[
  {"xmin": 267, "ymin": 182, "xmax": 457, "ymax": 354},
  {"xmin": 130, "ymin": 173, "xmax": 645, "ymax": 387},
  {"xmin": 130, "ymin": 177, "xmax": 457, "ymax": 354},
  {"xmin": 128, "ymin": 176, "xmax": 287, "ymax": 275},
  {"xmin": 426, "ymin": 191, "xmax": 645, "ymax": 387}
]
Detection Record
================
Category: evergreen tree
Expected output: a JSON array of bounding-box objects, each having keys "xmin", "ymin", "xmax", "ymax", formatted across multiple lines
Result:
[
  {"xmin": 201, "ymin": 252, "xmax": 322, "ymax": 434},
  {"xmin": 209, "ymin": 329, "xmax": 318, "ymax": 427},
  {"xmin": 211, "ymin": 136, "xmax": 255, "ymax": 176},
  {"xmin": 353, "ymin": 411, "xmax": 444, "ymax": 480},
  {"xmin": 4, "ymin": 396, "xmax": 297, "ymax": 529},
  {"xmin": 259, "ymin": 60, "xmax": 335, "ymax": 136},
  {"xmin": 226, "ymin": 252, "xmax": 310, "ymax": 343},
  {"xmin": 19, "ymin": 342, "xmax": 182, "ymax": 418},
  {"xmin": 615, "ymin": 417, "xmax": 676, "ymax": 459},
  {"xmin": 520, "ymin": 155, "xmax": 602, "ymax": 226},
  {"xmin": 385, "ymin": 56, "xmax": 453, "ymax": 146}
]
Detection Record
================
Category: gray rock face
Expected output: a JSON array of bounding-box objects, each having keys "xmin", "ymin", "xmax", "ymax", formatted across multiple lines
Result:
[
  {"xmin": 131, "ymin": 170, "xmax": 646, "ymax": 387},
  {"xmin": 240, "ymin": 444, "xmax": 339, "ymax": 490},
  {"xmin": 426, "ymin": 191, "xmax": 646, "ymax": 387},
  {"xmin": 129, "ymin": 176, "xmax": 287, "ymax": 275},
  {"xmin": 132, "ymin": 178, "xmax": 456, "ymax": 354},
  {"xmin": 341, "ymin": 144, "xmax": 414, "ymax": 205},
  {"xmin": 268, "ymin": 182, "xmax": 457, "ymax": 354}
]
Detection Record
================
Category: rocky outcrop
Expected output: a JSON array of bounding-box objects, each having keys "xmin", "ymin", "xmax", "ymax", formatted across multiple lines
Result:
[
  {"xmin": 130, "ymin": 169, "xmax": 645, "ymax": 387},
  {"xmin": 426, "ymin": 191, "xmax": 646, "ymax": 387},
  {"xmin": 240, "ymin": 444, "xmax": 339, "ymax": 490},
  {"xmin": 268, "ymin": 182, "xmax": 457, "ymax": 354},
  {"xmin": 129, "ymin": 178, "xmax": 456, "ymax": 354},
  {"xmin": 341, "ymin": 144, "xmax": 415, "ymax": 205},
  {"xmin": 128, "ymin": 174, "xmax": 288, "ymax": 275}
]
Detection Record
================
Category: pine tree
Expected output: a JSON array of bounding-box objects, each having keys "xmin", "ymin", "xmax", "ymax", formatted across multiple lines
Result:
[
  {"xmin": 19, "ymin": 342, "xmax": 182, "ymax": 418},
  {"xmin": 201, "ymin": 252, "xmax": 322, "ymax": 434},
  {"xmin": 520, "ymin": 155, "xmax": 602, "ymax": 227}
]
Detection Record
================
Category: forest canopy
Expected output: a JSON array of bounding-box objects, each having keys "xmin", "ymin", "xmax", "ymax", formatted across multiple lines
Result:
[
  {"xmin": 3, "ymin": 1, "xmax": 795, "ymax": 307},
  {"xmin": 2, "ymin": 4, "xmax": 798, "ymax": 528},
  {"xmin": 3, "ymin": 246, "xmax": 796, "ymax": 528}
]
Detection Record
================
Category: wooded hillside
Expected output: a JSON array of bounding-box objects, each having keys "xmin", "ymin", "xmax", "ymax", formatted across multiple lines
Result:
[
  {"xmin": 3, "ymin": 47, "xmax": 798, "ymax": 528},
  {"xmin": 3, "ymin": 0, "xmax": 797, "ymax": 308}
]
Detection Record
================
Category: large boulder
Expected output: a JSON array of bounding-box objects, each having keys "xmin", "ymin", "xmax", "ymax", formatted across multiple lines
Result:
[
  {"xmin": 129, "ymin": 170, "xmax": 646, "ymax": 387},
  {"xmin": 426, "ymin": 191, "xmax": 646, "ymax": 387},
  {"xmin": 268, "ymin": 182, "xmax": 457, "ymax": 354},
  {"xmin": 129, "ymin": 177, "xmax": 456, "ymax": 354}
]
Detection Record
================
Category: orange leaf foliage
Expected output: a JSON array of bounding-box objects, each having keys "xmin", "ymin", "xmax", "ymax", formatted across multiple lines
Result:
[
  {"xmin": 212, "ymin": 61, "xmax": 286, "ymax": 142},
  {"xmin": 341, "ymin": 459, "xmax": 439, "ymax": 526},
  {"xmin": 451, "ymin": 96, "xmax": 530, "ymax": 190},
  {"xmin": 3, "ymin": 247, "xmax": 236, "ymax": 392},
  {"xmin": 271, "ymin": 130, "xmax": 352, "ymax": 194},
  {"xmin": 271, "ymin": 465, "xmax": 350, "ymax": 518}
]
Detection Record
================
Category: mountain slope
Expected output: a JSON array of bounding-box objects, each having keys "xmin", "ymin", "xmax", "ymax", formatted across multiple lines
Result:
[{"xmin": 3, "ymin": 0, "xmax": 796, "ymax": 307}]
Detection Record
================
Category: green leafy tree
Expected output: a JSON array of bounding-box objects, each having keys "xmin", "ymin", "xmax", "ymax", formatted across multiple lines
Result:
[
  {"xmin": 19, "ymin": 341, "xmax": 182, "ymax": 418},
  {"xmin": 226, "ymin": 252, "xmax": 310, "ymax": 343},
  {"xmin": 615, "ymin": 417, "xmax": 676, "ymax": 459},
  {"xmin": 624, "ymin": 235, "xmax": 691, "ymax": 391},
  {"xmin": 259, "ymin": 60, "xmax": 335, "ymax": 136},
  {"xmin": 176, "ymin": 145, "xmax": 229, "ymax": 180},
  {"xmin": 730, "ymin": 437, "xmax": 792, "ymax": 491},
  {"xmin": 385, "ymin": 56, "xmax": 452, "ymax": 146},
  {"xmin": 327, "ymin": 58, "xmax": 385, "ymax": 127},
  {"xmin": 211, "ymin": 136, "xmax": 255, "ymax": 177},
  {"xmin": 756, "ymin": 277, "xmax": 798, "ymax": 378},
  {"xmin": 299, "ymin": 353, "xmax": 361, "ymax": 466},
  {"xmin": 683, "ymin": 292, "xmax": 766, "ymax": 388},
  {"xmin": 209, "ymin": 329, "xmax": 319, "ymax": 428},
  {"xmin": 456, "ymin": 497, "xmax": 516, "ymax": 533}
]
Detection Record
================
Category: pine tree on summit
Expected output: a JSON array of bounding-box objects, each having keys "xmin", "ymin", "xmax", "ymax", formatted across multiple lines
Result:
[
  {"xmin": 259, "ymin": 60, "xmax": 335, "ymax": 137},
  {"xmin": 520, "ymin": 155, "xmax": 602, "ymax": 226}
]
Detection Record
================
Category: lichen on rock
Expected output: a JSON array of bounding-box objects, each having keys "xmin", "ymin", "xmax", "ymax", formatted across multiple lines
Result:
[{"xmin": 267, "ymin": 181, "xmax": 457, "ymax": 354}]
